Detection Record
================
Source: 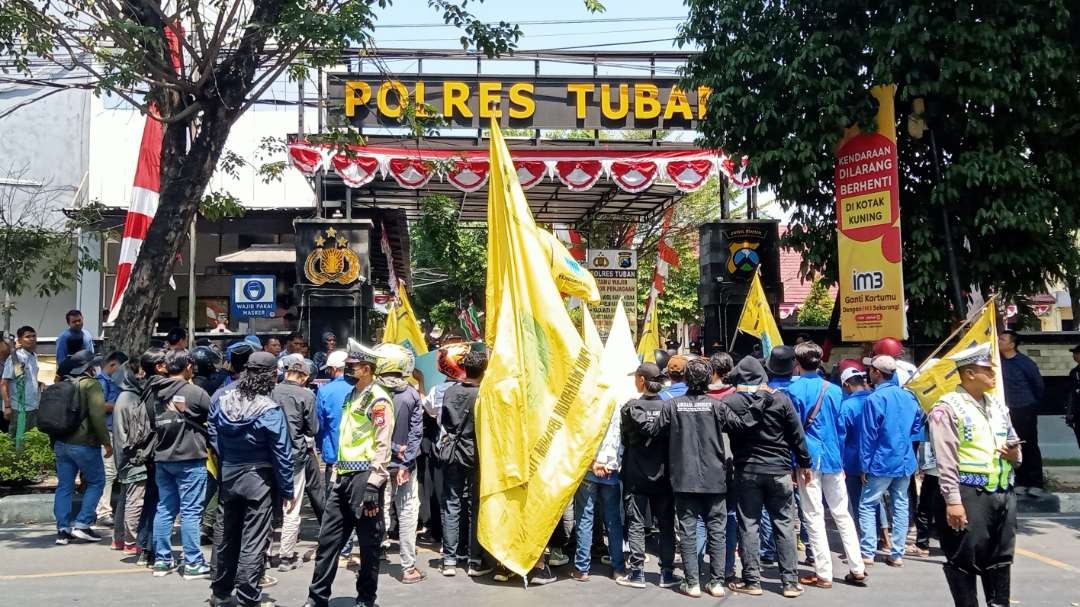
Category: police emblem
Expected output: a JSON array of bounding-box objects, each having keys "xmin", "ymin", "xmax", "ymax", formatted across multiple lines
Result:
[
  {"xmin": 727, "ymin": 240, "xmax": 761, "ymax": 276},
  {"xmin": 304, "ymin": 227, "xmax": 362, "ymax": 286}
]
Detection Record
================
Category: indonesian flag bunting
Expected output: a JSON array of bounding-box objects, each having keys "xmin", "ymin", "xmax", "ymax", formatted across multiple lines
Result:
[
  {"xmin": 332, "ymin": 153, "xmax": 379, "ymax": 188},
  {"xmin": 553, "ymin": 160, "xmax": 604, "ymax": 191},
  {"xmin": 288, "ymin": 144, "xmax": 326, "ymax": 176},
  {"xmin": 609, "ymin": 160, "xmax": 659, "ymax": 193},
  {"xmin": 108, "ymin": 24, "xmax": 182, "ymax": 324},
  {"xmin": 514, "ymin": 160, "xmax": 547, "ymax": 189},
  {"xmin": 447, "ymin": 160, "xmax": 490, "ymax": 192},
  {"xmin": 666, "ymin": 159, "xmax": 713, "ymax": 191},
  {"xmin": 388, "ymin": 157, "xmax": 434, "ymax": 189}
]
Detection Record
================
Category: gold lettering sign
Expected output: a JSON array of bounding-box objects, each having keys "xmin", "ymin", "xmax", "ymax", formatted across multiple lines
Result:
[{"xmin": 304, "ymin": 227, "xmax": 361, "ymax": 286}]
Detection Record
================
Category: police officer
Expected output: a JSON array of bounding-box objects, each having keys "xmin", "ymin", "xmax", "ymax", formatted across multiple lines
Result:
[
  {"xmin": 303, "ymin": 340, "xmax": 394, "ymax": 607},
  {"xmin": 928, "ymin": 344, "xmax": 1021, "ymax": 607}
]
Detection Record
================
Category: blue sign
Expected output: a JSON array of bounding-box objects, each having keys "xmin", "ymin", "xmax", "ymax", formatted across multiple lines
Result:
[{"xmin": 231, "ymin": 275, "xmax": 276, "ymax": 319}]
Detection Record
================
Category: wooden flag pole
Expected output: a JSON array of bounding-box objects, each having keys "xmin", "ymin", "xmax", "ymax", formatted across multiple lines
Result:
[{"xmin": 914, "ymin": 293, "xmax": 1000, "ymax": 371}]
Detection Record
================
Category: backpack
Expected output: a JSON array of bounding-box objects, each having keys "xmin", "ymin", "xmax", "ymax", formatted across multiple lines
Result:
[
  {"xmin": 122, "ymin": 389, "xmax": 159, "ymax": 467},
  {"xmin": 37, "ymin": 378, "xmax": 85, "ymax": 439}
]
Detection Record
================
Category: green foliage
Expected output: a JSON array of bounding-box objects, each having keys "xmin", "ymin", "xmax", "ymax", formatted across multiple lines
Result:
[
  {"xmin": 797, "ymin": 279, "xmax": 834, "ymax": 327},
  {"xmin": 0, "ymin": 429, "xmax": 55, "ymax": 484},
  {"xmin": 410, "ymin": 195, "xmax": 487, "ymax": 330},
  {"xmin": 198, "ymin": 192, "xmax": 247, "ymax": 221},
  {"xmin": 680, "ymin": 1, "xmax": 1080, "ymax": 336},
  {"xmin": 637, "ymin": 233, "xmax": 701, "ymax": 329}
]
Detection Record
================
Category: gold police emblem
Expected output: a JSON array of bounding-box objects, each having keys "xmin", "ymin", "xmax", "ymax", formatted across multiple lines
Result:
[{"xmin": 304, "ymin": 227, "xmax": 361, "ymax": 285}]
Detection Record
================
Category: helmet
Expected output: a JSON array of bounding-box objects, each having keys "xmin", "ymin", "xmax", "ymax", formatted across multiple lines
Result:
[
  {"xmin": 836, "ymin": 358, "xmax": 866, "ymax": 374},
  {"xmin": 872, "ymin": 337, "xmax": 904, "ymax": 358},
  {"xmin": 373, "ymin": 343, "xmax": 415, "ymax": 377},
  {"xmin": 436, "ymin": 343, "xmax": 470, "ymax": 381},
  {"xmin": 191, "ymin": 346, "xmax": 222, "ymax": 377}
]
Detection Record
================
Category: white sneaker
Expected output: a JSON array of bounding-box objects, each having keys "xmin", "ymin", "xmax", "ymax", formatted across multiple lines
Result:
[{"xmin": 71, "ymin": 528, "xmax": 102, "ymax": 542}]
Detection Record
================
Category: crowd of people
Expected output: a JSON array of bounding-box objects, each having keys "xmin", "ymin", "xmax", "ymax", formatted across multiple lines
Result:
[{"xmin": 0, "ymin": 307, "xmax": 1051, "ymax": 607}]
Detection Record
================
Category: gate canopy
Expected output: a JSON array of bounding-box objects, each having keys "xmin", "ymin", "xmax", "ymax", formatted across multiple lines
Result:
[{"xmin": 287, "ymin": 135, "xmax": 757, "ymax": 225}]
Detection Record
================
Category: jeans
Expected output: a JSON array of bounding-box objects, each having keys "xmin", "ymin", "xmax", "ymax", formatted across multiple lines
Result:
[
  {"xmin": 759, "ymin": 506, "xmax": 775, "ymax": 559},
  {"xmin": 154, "ymin": 459, "xmax": 208, "ymax": 565},
  {"xmin": 859, "ymin": 475, "xmax": 910, "ymax": 560},
  {"xmin": 624, "ymin": 491, "xmax": 674, "ymax": 571},
  {"xmin": 846, "ymin": 473, "xmax": 888, "ymax": 537},
  {"xmin": 735, "ymin": 471, "xmax": 798, "ymax": 586},
  {"xmin": 574, "ymin": 480, "xmax": 624, "ymax": 573},
  {"xmin": 53, "ymin": 441, "xmax": 106, "ymax": 531},
  {"xmin": 441, "ymin": 462, "xmax": 485, "ymax": 566},
  {"xmin": 383, "ymin": 471, "xmax": 420, "ymax": 569},
  {"xmin": 798, "ymin": 471, "xmax": 865, "ymax": 579},
  {"xmin": 675, "ymin": 492, "xmax": 726, "ymax": 587}
]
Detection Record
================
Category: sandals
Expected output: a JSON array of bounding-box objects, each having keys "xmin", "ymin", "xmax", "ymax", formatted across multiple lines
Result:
[
  {"xmin": 798, "ymin": 575, "xmax": 833, "ymax": 589},
  {"xmin": 844, "ymin": 572, "xmax": 869, "ymax": 586}
]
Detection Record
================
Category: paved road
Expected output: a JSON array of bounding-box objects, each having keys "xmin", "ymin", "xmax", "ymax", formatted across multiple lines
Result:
[{"xmin": 1, "ymin": 514, "xmax": 1078, "ymax": 606}]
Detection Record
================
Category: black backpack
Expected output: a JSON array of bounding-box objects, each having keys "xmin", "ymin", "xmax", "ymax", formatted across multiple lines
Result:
[
  {"xmin": 122, "ymin": 389, "xmax": 159, "ymax": 467},
  {"xmin": 37, "ymin": 378, "xmax": 85, "ymax": 439}
]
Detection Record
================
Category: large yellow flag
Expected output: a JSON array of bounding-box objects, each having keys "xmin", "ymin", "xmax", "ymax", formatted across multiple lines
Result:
[
  {"xmin": 384, "ymin": 281, "xmax": 428, "ymax": 355},
  {"xmin": 537, "ymin": 228, "xmax": 601, "ymax": 303},
  {"xmin": 906, "ymin": 301, "xmax": 1003, "ymax": 411},
  {"xmin": 477, "ymin": 119, "xmax": 606, "ymax": 576},
  {"xmin": 636, "ymin": 297, "xmax": 660, "ymax": 363},
  {"xmin": 736, "ymin": 271, "xmax": 783, "ymax": 356}
]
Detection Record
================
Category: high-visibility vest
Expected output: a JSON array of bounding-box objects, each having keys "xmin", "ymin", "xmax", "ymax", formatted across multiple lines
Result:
[
  {"xmin": 940, "ymin": 390, "xmax": 1013, "ymax": 492},
  {"xmin": 336, "ymin": 383, "xmax": 393, "ymax": 474}
]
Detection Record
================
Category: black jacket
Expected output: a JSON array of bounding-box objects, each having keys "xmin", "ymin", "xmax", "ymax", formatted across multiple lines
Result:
[
  {"xmin": 620, "ymin": 395, "xmax": 668, "ymax": 494},
  {"xmin": 630, "ymin": 391, "xmax": 759, "ymax": 494},
  {"xmin": 724, "ymin": 389, "xmax": 811, "ymax": 476},
  {"xmin": 148, "ymin": 375, "xmax": 212, "ymax": 462},
  {"xmin": 440, "ymin": 382, "xmax": 479, "ymax": 468},
  {"xmin": 271, "ymin": 380, "xmax": 318, "ymax": 472}
]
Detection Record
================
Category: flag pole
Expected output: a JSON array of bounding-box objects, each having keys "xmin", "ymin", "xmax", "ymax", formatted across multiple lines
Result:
[
  {"xmin": 729, "ymin": 265, "xmax": 762, "ymax": 349},
  {"xmin": 914, "ymin": 293, "xmax": 999, "ymax": 371}
]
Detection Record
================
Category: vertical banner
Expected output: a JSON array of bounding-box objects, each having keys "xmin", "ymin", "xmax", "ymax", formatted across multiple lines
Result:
[
  {"xmin": 586, "ymin": 249, "xmax": 638, "ymax": 340},
  {"xmin": 835, "ymin": 84, "xmax": 907, "ymax": 341}
]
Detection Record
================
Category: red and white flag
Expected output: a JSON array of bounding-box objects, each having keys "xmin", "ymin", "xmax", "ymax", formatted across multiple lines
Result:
[
  {"xmin": 644, "ymin": 206, "xmax": 679, "ymax": 312},
  {"xmin": 107, "ymin": 26, "xmax": 182, "ymax": 323}
]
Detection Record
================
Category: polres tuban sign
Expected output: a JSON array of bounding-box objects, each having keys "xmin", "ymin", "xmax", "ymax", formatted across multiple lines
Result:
[{"xmin": 328, "ymin": 74, "xmax": 711, "ymax": 130}]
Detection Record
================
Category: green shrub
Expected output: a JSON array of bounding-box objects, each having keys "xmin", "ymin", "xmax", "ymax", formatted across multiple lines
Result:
[{"xmin": 0, "ymin": 429, "xmax": 55, "ymax": 483}]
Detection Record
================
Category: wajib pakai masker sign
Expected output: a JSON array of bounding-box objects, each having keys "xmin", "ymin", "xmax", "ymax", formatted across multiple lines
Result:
[
  {"xmin": 328, "ymin": 75, "xmax": 711, "ymax": 130},
  {"xmin": 834, "ymin": 84, "xmax": 907, "ymax": 341}
]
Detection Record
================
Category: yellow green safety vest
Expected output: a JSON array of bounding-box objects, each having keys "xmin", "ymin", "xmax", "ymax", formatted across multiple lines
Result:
[
  {"xmin": 941, "ymin": 390, "xmax": 1013, "ymax": 492},
  {"xmin": 336, "ymin": 383, "xmax": 393, "ymax": 474}
]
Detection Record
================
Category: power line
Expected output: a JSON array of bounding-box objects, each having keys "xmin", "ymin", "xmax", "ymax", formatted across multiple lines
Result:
[
  {"xmin": 374, "ymin": 16, "xmax": 685, "ymax": 28},
  {"xmin": 376, "ymin": 25, "xmax": 676, "ymax": 44}
]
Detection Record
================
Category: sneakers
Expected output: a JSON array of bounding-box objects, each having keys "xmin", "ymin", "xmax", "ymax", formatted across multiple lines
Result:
[
  {"xmin": 730, "ymin": 581, "xmax": 764, "ymax": 596},
  {"xmin": 600, "ymin": 555, "xmax": 612, "ymax": 566},
  {"xmin": 122, "ymin": 542, "xmax": 139, "ymax": 555},
  {"xmin": 618, "ymin": 568, "xmax": 647, "ymax": 588},
  {"xmin": 659, "ymin": 568, "xmax": 682, "ymax": 588},
  {"xmin": 548, "ymin": 548, "xmax": 570, "ymax": 567},
  {"xmin": 55, "ymin": 530, "xmax": 72, "ymax": 545},
  {"xmin": 260, "ymin": 575, "xmax": 278, "ymax": 588},
  {"xmin": 136, "ymin": 551, "xmax": 151, "ymax": 567},
  {"xmin": 97, "ymin": 514, "xmax": 114, "ymax": 528},
  {"xmin": 152, "ymin": 561, "xmax": 175, "ymax": 577},
  {"xmin": 110, "ymin": 539, "xmax": 125, "ymax": 550},
  {"xmin": 183, "ymin": 562, "xmax": 212, "ymax": 580},
  {"xmin": 278, "ymin": 555, "xmax": 299, "ymax": 572},
  {"xmin": 678, "ymin": 581, "xmax": 702, "ymax": 598},
  {"xmin": 528, "ymin": 563, "xmax": 557, "ymax": 585},
  {"xmin": 71, "ymin": 527, "xmax": 102, "ymax": 542},
  {"xmin": 402, "ymin": 567, "xmax": 427, "ymax": 584},
  {"xmin": 782, "ymin": 582, "xmax": 805, "ymax": 598},
  {"xmin": 570, "ymin": 569, "xmax": 590, "ymax": 582},
  {"xmin": 441, "ymin": 560, "xmax": 457, "ymax": 577},
  {"xmin": 884, "ymin": 557, "xmax": 904, "ymax": 568},
  {"xmin": 467, "ymin": 562, "xmax": 494, "ymax": 577},
  {"xmin": 493, "ymin": 565, "xmax": 513, "ymax": 583},
  {"xmin": 704, "ymin": 581, "xmax": 727, "ymax": 598}
]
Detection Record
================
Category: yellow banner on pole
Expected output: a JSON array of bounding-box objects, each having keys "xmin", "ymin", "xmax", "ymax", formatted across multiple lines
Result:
[
  {"xmin": 906, "ymin": 301, "xmax": 1003, "ymax": 411},
  {"xmin": 735, "ymin": 271, "xmax": 783, "ymax": 357},
  {"xmin": 476, "ymin": 118, "xmax": 606, "ymax": 576},
  {"xmin": 636, "ymin": 298, "xmax": 660, "ymax": 363},
  {"xmin": 835, "ymin": 84, "xmax": 908, "ymax": 341},
  {"xmin": 384, "ymin": 280, "xmax": 428, "ymax": 355}
]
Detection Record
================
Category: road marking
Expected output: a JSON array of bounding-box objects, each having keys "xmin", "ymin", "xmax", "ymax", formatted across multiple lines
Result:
[
  {"xmin": 0, "ymin": 567, "xmax": 149, "ymax": 580},
  {"xmin": 1015, "ymin": 547, "xmax": 1080, "ymax": 573}
]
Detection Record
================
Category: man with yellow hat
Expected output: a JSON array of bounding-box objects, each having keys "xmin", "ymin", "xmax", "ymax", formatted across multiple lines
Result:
[{"xmin": 928, "ymin": 344, "xmax": 1021, "ymax": 607}]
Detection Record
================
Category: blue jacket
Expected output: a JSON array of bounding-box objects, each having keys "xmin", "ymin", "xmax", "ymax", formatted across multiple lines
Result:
[
  {"xmin": 768, "ymin": 376, "xmax": 794, "ymax": 392},
  {"xmin": 56, "ymin": 328, "xmax": 94, "ymax": 362},
  {"xmin": 208, "ymin": 390, "xmax": 293, "ymax": 499},
  {"xmin": 96, "ymin": 371, "xmax": 121, "ymax": 430},
  {"xmin": 1001, "ymin": 352, "xmax": 1044, "ymax": 410},
  {"xmin": 660, "ymin": 382, "xmax": 687, "ymax": 400},
  {"xmin": 316, "ymin": 376, "xmax": 353, "ymax": 463},
  {"xmin": 859, "ymin": 378, "xmax": 923, "ymax": 477},
  {"xmin": 838, "ymin": 390, "xmax": 871, "ymax": 476},
  {"xmin": 786, "ymin": 373, "xmax": 844, "ymax": 473}
]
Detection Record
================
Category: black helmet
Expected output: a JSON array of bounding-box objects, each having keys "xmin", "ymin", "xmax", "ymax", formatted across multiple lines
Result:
[{"xmin": 191, "ymin": 346, "xmax": 222, "ymax": 377}]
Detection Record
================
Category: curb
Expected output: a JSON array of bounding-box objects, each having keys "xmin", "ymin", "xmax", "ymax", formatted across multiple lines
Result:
[{"xmin": 0, "ymin": 493, "xmax": 80, "ymax": 525}]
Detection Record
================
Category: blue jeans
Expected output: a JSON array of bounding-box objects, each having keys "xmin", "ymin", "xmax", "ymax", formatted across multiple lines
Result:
[
  {"xmin": 154, "ymin": 459, "xmax": 208, "ymax": 565},
  {"xmin": 54, "ymin": 442, "xmax": 106, "ymax": 531},
  {"xmin": 574, "ymin": 480, "xmax": 624, "ymax": 573},
  {"xmin": 859, "ymin": 475, "xmax": 909, "ymax": 560},
  {"xmin": 846, "ymin": 473, "xmax": 888, "ymax": 537}
]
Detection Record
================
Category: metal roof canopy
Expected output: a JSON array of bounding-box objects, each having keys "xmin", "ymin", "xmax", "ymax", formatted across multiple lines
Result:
[{"xmin": 298, "ymin": 48, "xmax": 714, "ymax": 229}]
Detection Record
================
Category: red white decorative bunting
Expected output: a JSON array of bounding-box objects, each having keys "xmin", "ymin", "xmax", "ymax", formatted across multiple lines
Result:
[
  {"xmin": 388, "ymin": 158, "xmax": 434, "ymax": 189},
  {"xmin": 609, "ymin": 160, "xmax": 659, "ymax": 193},
  {"xmin": 288, "ymin": 144, "xmax": 325, "ymax": 176},
  {"xmin": 514, "ymin": 160, "xmax": 547, "ymax": 190},
  {"xmin": 331, "ymin": 154, "xmax": 380, "ymax": 189},
  {"xmin": 666, "ymin": 159, "xmax": 714, "ymax": 191},
  {"xmin": 447, "ymin": 160, "xmax": 490, "ymax": 192},
  {"xmin": 554, "ymin": 160, "xmax": 604, "ymax": 191}
]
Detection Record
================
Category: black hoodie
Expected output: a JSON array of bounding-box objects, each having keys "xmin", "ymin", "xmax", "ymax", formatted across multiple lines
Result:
[
  {"xmin": 722, "ymin": 356, "xmax": 811, "ymax": 475},
  {"xmin": 148, "ymin": 375, "xmax": 212, "ymax": 462}
]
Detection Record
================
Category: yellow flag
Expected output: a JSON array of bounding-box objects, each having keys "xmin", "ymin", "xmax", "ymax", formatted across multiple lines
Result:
[
  {"xmin": 477, "ymin": 118, "xmax": 606, "ymax": 576},
  {"xmin": 906, "ymin": 301, "xmax": 1003, "ymax": 411},
  {"xmin": 636, "ymin": 297, "xmax": 660, "ymax": 363},
  {"xmin": 537, "ymin": 228, "xmax": 601, "ymax": 303},
  {"xmin": 385, "ymin": 281, "xmax": 428, "ymax": 355},
  {"xmin": 736, "ymin": 271, "xmax": 783, "ymax": 356}
]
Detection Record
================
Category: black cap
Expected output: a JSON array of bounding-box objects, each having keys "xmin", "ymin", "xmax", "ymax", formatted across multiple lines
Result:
[
  {"xmin": 246, "ymin": 351, "xmax": 278, "ymax": 372},
  {"xmin": 765, "ymin": 345, "xmax": 796, "ymax": 377},
  {"xmin": 630, "ymin": 362, "xmax": 664, "ymax": 382},
  {"xmin": 1071, "ymin": 344, "xmax": 1080, "ymax": 354},
  {"xmin": 67, "ymin": 349, "xmax": 102, "ymax": 377}
]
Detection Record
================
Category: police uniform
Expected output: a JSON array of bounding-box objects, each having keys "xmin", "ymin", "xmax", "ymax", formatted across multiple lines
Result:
[
  {"xmin": 305, "ymin": 343, "xmax": 395, "ymax": 607},
  {"xmin": 928, "ymin": 345, "xmax": 1020, "ymax": 607}
]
